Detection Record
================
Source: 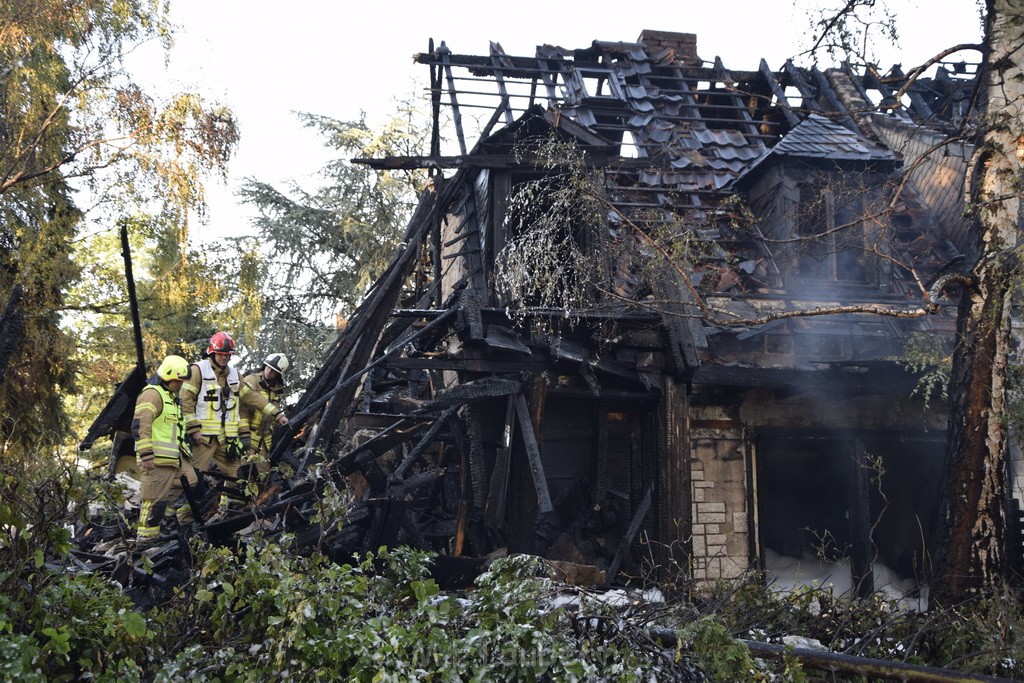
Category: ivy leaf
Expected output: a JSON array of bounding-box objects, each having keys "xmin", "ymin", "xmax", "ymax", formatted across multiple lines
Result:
[{"xmin": 122, "ymin": 612, "xmax": 146, "ymax": 638}]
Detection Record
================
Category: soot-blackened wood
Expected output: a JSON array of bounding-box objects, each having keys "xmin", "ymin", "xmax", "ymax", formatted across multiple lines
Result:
[
  {"xmin": 606, "ymin": 482, "xmax": 654, "ymax": 585},
  {"xmin": 592, "ymin": 402, "xmax": 609, "ymax": 503},
  {"xmin": 392, "ymin": 406, "xmax": 458, "ymax": 480},
  {"xmin": 514, "ymin": 393, "xmax": 552, "ymax": 514},
  {"xmin": 311, "ymin": 191, "xmax": 441, "ymax": 455},
  {"xmin": 655, "ymin": 379, "xmax": 691, "ymax": 581},
  {"xmin": 295, "ymin": 182, "xmax": 442, "ymax": 418},
  {"xmin": 484, "ymin": 397, "xmax": 515, "ymax": 528},
  {"xmin": 81, "ymin": 366, "xmax": 146, "ymax": 452},
  {"xmin": 271, "ymin": 307, "xmax": 456, "ymax": 470},
  {"xmin": 364, "ymin": 497, "xmax": 407, "ymax": 551},
  {"xmin": 119, "ymin": 223, "xmax": 145, "ymax": 373},
  {"xmin": 333, "ymin": 418, "xmax": 428, "ymax": 476},
  {"xmin": 421, "ymin": 376, "xmax": 521, "ymax": 410}
]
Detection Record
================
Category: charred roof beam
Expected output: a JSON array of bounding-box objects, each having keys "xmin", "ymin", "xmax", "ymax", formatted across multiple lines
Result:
[
  {"xmin": 783, "ymin": 60, "xmax": 822, "ymax": 113},
  {"xmin": 759, "ymin": 58, "xmax": 800, "ymax": 129}
]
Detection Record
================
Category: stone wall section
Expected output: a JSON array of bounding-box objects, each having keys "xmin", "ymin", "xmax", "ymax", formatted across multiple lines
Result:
[{"xmin": 689, "ymin": 405, "xmax": 750, "ymax": 581}]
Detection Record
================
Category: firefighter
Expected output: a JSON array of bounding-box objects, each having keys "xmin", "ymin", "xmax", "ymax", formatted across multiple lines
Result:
[
  {"xmin": 240, "ymin": 352, "xmax": 289, "ymax": 476},
  {"xmin": 132, "ymin": 354, "xmax": 197, "ymax": 545},
  {"xmin": 180, "ymin": 332, "xmax": 288, "ymax": 509}
]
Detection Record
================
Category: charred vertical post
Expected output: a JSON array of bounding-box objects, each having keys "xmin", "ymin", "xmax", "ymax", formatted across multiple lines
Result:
[
  {"xmin": 119, "ymin": 222, "xmax": 145, "ymax": 373},
  {"xmin": 656, "ymin": 379, "xmax": 691, "ymax": 581}
]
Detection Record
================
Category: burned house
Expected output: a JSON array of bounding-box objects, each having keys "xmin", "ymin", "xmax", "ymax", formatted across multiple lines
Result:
[
  {"xmin": 83, "ymin": 29, "xmax": 1021, "ymax": 596},
  {"xmin": 268, "ymin": 29, "xmax": 1006, "ymax": 595}
]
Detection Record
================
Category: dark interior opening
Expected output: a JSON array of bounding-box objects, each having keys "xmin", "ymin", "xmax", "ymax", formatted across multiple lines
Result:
[{"xmin": 757, "ymin": 430, "xmax": 943, "ymax": 584}]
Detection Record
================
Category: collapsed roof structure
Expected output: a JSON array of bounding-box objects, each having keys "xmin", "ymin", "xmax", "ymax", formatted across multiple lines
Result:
[{"xmin": 82, "ymin": 30, "xmax": 1024, "ymax": 596}]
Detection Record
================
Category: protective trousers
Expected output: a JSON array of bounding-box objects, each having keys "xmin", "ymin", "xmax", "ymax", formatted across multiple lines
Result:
[
  {"xmin": 137, "ymin": 461, "xmax": 199, "ymax": 540},
  {"xmin": 191, "ymin": 434, "xmax": 242, "ymax": 510}
]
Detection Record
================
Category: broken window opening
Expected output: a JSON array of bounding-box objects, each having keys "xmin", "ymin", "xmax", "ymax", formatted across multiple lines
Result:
[
  {"xmin": 756, "ymin": 430, "xmax": 942, "ymax": 603},
  {"xmin": 493, "ymin": 160, "xmax": 612, "ymax": 313}
]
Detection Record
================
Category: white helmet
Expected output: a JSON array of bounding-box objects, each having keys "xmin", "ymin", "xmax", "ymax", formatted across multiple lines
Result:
[{"xmin": 263, "ymin": 353, "xmax": 290, "ymax": 375}]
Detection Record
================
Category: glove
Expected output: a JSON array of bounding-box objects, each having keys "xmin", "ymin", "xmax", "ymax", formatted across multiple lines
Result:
[{"xmin": 240, "ymin": 434, "xmax": 251, "ymax": 452}]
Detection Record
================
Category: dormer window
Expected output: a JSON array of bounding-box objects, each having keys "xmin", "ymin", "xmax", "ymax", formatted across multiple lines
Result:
[{"xmin": 794, "ymin": 177, "xmax": 868, "ymax": 284}]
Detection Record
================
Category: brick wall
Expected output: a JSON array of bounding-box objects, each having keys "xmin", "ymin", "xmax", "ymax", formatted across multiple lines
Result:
[{"xmin": 637, "ymin": 30, "xmax": 701, "ymax": 66}]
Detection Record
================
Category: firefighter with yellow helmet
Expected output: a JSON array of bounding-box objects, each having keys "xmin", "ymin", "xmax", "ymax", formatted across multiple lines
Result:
[
  {"xmin": 179, "ymin": 332, "xmax": 288, "ymax": 508},
  {"xmin": 132, "ymin": 354, "xmax": 198, "ymax": 545}
]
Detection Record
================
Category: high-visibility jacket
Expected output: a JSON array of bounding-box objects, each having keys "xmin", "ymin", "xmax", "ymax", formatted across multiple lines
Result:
[
  {"xmin": 132, "ymin": 382, "xmax": 185, "ymax": 466},
  {"xmin": 184, "ymin": 358, "xmax": 242, "ymax": 437},
  {"xmin": 181, "ymin": 359, "xmax": 280, "ymax": 439},
  {"xmin": 242, "ymin": 372, "xmax": 284, "ymax": 452}
]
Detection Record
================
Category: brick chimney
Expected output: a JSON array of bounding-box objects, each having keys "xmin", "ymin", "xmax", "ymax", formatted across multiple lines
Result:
[{"xmin": 638, "ymin": 29, "xmax": 701, "ymax": 66}]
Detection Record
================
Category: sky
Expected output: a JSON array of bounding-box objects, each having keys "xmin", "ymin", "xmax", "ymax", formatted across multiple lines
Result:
[{"xmin": 131, "ymin": 0, "xmax": 986, "ymax": 242}]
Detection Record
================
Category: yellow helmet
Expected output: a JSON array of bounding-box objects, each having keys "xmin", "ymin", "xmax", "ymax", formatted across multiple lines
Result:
[{"xmin": 157, "ymin": 355, "xmax": 190, "ymax": 381}]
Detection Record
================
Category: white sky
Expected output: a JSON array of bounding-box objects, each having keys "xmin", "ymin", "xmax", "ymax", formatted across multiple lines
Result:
[{"xmin": 131, "ymin": 0, "xmax": 986, "ymax": 242}]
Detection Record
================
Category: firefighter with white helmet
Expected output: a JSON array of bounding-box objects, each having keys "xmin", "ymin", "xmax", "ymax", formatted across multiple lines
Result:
[
  {"xmin": 179, "ymin": 332, "xmax": 288, "ymax": 510},
  {"xmin": 240, "ymin": 352, "xmax": 290, "ymax": 474},
  {"xmin": 132, "ymin": 355, "xmax": 198, "ymax": 545}
]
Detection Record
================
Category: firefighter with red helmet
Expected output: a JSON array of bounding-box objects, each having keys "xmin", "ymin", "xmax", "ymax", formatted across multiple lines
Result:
[
  {"xmin": 240, "ymin": 352, "xmax": 290, "ymax": 474},
  {"xmin": 132, "ymin": 355, "xmax": 198, "ymax": 545},
  {"xmin": 179, "ymin": 332, "xmax": 288, "ymax": 509}
]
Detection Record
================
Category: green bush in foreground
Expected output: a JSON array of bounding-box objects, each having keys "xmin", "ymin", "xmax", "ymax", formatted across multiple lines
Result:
[{"xmin": 3, "ymin": 458, "xmax": 1023, "ymax": 681}]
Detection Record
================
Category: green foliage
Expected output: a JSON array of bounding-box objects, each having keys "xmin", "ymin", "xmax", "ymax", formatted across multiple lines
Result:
[
  {"xmin": 0, "ymin": 0, "xmax": 238, "ymax": 453},
  {"xmin": 233, "ymin": 108, "xmax": 428, "ymax": 383},
  {"xmin": 5, "ymin": 447, "xmax": 1023, "ymax": 681},
  {"xmin": 677, "ymin": 615, "xmax": 757, "ymax": 681},
  {"xmin": 897, "ymin": 331, "xmax": 951, "ymax": 410},
  {"xmin": 0, "ymin": 449, "xmax": 151, "ymax": 681}
]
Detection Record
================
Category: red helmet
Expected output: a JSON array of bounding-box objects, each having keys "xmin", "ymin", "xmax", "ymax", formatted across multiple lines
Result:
[{"xmin": 207, "ymin": 331, "xmax": 236, "ymax": 355}]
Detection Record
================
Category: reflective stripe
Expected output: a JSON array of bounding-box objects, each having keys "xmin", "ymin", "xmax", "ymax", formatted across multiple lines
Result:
[
  {"xmin": 146, "ymin": 384, "xmax": 185, "ymax": 467},
  {"xmin": 245, "ymin": 374, "xmax": 283, "ymax": 452},
  {"xmin": 138, "ymin": 500, "xmax": 160, "ymax": 538},
  {"xmin": 195, "ymin": 359, "xmax": 241, "ymax": 437}
]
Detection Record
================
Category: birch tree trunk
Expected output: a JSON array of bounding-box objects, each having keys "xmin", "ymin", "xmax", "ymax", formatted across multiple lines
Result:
[{"xmin": 932, "ymin": 0, "xmax": 1024, "ymax": 605}]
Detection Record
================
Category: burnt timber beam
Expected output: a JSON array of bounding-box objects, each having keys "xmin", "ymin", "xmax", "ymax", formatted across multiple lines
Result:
[
  {"xmin": 691, "ymin": 364, "xmax": 920, "ymax": 394},
  {"xmin": 888, "ymin": 65, "xmax": 935, "ymax": 120},
  {"xmin": 272, "ymin": 304, "xmax": 456, "ymax": 468},
  {"xmin": 438, "ymin": 43, "xmax": 467, "ymax": 155},
  {"xmin": 713, "ymin": 56, "xmax": 762, "ymax": 140},
  {"xmin": 388, "ymin": 356, "xmax": 552, "ymax": 374},
  {"xmin": 783, "ymin": 60, "xmax": 822, "ymax": 112},
  {"xmin": 648, "ymin": 629, "xmax": 1013, "ymax": 683},
  {"xmin": 413, "ymin": 50, "xmax": 760, "ymax": 84},
  {"xmin": 390, "ymin": 307, "xmax": 662, "ymax": 325},
  {"xmin": 392, "ymin": 406, "xmax": 459, "ymax": 481},
  {"xmin": 759, "ymin": 58, "xmax": 800, "ymax": 128},
  {"xmin": 485, "ymin": 395, "xmax": 517, "ymax": 529},
  {"xmin": 353, "ymin": 152, "xmax": 611, "ymax": 170},
  {"xmin": 606, "ymin": 482, "xmax": 654, "ymax": 584},
  {"xmin": 810, "ymin": 66, "xmax": 860, "ymax": 133},
  {"xmin": 281, "ymin": 183, "xmax": 442, "ymax": 464},
  {"xmin": 515, "ymin": 393, "xmax": 553, "ymax": 514},
  {"xmin": 489, "ymin": 41, "xmax": 515, "ymax": 125},
  {"xmin": 333, "ymin": 417, "xmax": 428, "ymax": 476}
]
